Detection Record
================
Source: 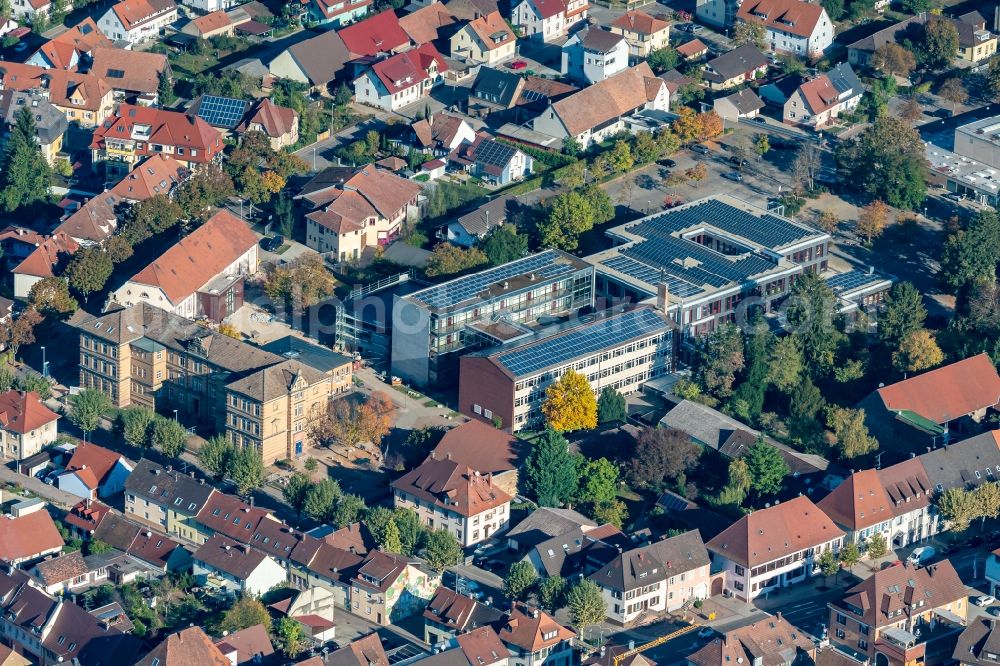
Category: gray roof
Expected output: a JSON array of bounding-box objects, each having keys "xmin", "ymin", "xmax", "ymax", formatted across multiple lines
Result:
[
  {"xmin": 283, "ymin": 29, "xmax": 352, "ymax": 86},
  {"xmin": 123, "ymin": 458, "xmax": 215, "ymax": 516},
  {"xmin": 0, "ymin": 90, "xmax": 68, "ymax": 145},
  {"xmin": 719, "ymin": 88, "xmax": 764, "ymax": 114},
  {"xmin": 194, "ymin": 535, "xmax": 270, "ymax": 579},
  {"xmin": 579, "ymin": 26, "xmax": 625, "ymax": 52},
  {"xmin": 661, "ymin": 400, "xmax": 829, "ymax": 474},
  {"xmin": 454, "ymin": 196, "xmax": 515, "ymax": 236},
  {"xmin": 846, "ymin": 13, "xmax": 927, "ymax": 53},
  {"xmin": 470, "ymin": 67, "xmax": 523, "ymax": 108},
  {"xmin": 826, "ymin": 62, "xmax": 862, "ymax": 96},
  {"xmin": 589, "ymin": 530, "xmax": 709, "ymax": 592},
  {"xmin": 953, "ymin": 617, "xmax": 1000, "ymax": 666},
  {"xmin": 225, "ymin": 359, "xmax": 328, "ymax": 402},
  {"xmin": 530, "ymin": 526, "xmax": 619, "ymax": 577},
  {"xmin": 507, "ymin": 507, "xmax": 596, "ymax": 548},
  {"xmin": 703, "ymin": 44, "xmax": 768, "ymax": 82},
  {"xmin": 261, "ymin": 335, "xmax": 353, "ymax": 373},
  {"xmin": 918, "ymin": 431, "xmax": 1000, "ymax": 493}
]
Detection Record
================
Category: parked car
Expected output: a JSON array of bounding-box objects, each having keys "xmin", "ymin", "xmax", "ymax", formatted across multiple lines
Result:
[
  {"xmin": 907, "ymin": 546, "xmax": 936, "ymax": 565},
  {"xmin": 989, "ymin": 606, "xmax": 1000, "ymax": 617},
  {"xmin": 697, "ymin": 628, "xmax": 714, "ymax": 639},
  {"xmin": 259, "ymin": 235, "xmax": 283, "ymax": 252},
  {"xmin": 722, "ymin": 172, "xmax": 743, "ymax": 182},
  {"xmin": 691, "ymin": 144, "xmax": 710, "ymax": 155},
  {"xmin": 13, "ymin": 42, "xmax": 27, "ymax": 53},
  {"xmin": 729, "ymin": 156, "xmax": 749, "ymax": 167},
  {"xmin": 881, "ymin": 560, "xmax": 903, "ymax": 569},
  {"xmin": 508, "ymin": 60, "xmax": 527, "ymax": 70},
  {"xmin": 659, "ymin": 158, "xmax": 677, "ymax": 168},
  {"xmin": 974, "ymin": 595, "xmax": 997, "ymax": 607}
]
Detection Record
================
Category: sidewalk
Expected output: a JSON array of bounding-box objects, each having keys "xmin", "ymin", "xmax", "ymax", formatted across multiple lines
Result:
[{"xmin": 0, "ymin": 464, "xmax": 83, "ymax": 508}]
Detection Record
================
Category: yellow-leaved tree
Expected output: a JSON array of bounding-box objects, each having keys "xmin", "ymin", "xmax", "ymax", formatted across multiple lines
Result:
[{"xmin": 541, "ymin": 369, "xmax": 597, "ymax": 432}]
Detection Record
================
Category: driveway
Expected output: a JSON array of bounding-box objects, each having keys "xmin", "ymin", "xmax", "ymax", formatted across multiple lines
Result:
[{"xmin": 0, "ymin": 464, "xmax": 85, "ymax": 508}]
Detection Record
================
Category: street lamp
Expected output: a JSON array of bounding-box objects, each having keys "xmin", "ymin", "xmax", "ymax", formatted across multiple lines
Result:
[
  {"xmin": 40, "ymin": 346, "xmax": 47, "ymax": 378},
  {"xmin": 172, "ymin": 409, "xmax": 178, "ymax": 422}
]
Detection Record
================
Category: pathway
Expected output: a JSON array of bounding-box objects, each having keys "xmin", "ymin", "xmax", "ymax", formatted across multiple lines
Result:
[{"xmin": 0, "ymin": 464, "xmax": 83, "ymax": 508}]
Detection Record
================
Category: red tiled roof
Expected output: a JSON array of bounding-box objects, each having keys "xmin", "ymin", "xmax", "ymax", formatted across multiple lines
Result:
[
  {"xmin": 736, "ymin": 0, "xmax": 825, "ymax": 39},
  {"xmin": 431, "ymin": 420, "xmax": 523, "ymax": 474},
  {"xmin": 111, "ymin": 154, "xmax": 186, "ymax": 200},
  {"xmin": 191, "ymin": 10, "xmax": 231, "ymax": 34},
  {"xmin": 818, "ymin": 458, "xmax": 932, "ymax": 531},
  {"xmin": 89, "ymin": 47, "xmax": 168, "ymax": 95},
  {"xmin": 610, "ymin": 9, "xmax": 669, "ymax": 34},
  {"xmin": 0, "ymin": 61, "xmax": 111, "ymax": 112},
  {"xmin": 127, "ymin": 209, "xmax": 257, "ymax": 304},
  {"xmin": 338, "ymin": 10, "xmax": 410, "ymax": 56},
  {"xmin": 466, "ymin": 11, "xmax": 514, "ymax": 51},
  {"xmin": 35, "ymin": 18, "xmax": 113, "ymax": 69},
  {"xmin": 797, "ymin": 74, "xmax": 840, "ymax": 115},
  {"xmin": 294, "ymin": 614, "xmax": 336, "ymax": 630},
  {"xmin": 391, "ymin": 455, "xmax": 512, "ymax": 517},
  {"xmin": 527, "ymin": 0, "xmax": 566, "ymax": 20},
  {"xmin": 833, "ymin": 560, "xmax": 966, "ymax": 629},
  {"xmin": 399, "ymin": 3, "xmax": 457, "ymax": 44},
  {"xmin": 64, "ymin": 442, "xmax": 125, "ymax": 490},
  {"xmin": 63, "ymin": 499, "xmax": 111, "ymax": 533},
  {"xmin": 137, "ymin": 627, "xmax": 230, "ymax": 666},
  {"xmin": 91, "ymin": 104, "xmax": 222, "ymax": 164},
  {"xmin": 498, "ymin": 604, "xmax": 575, "ymax": 652},
  {"xmin": 0, "ymin": 511, "xmax": 64, "ymax": 563},
  {"xmin": 0, "ymin": 390, "xmax": 59, "ymax": 434},
  {"xmin": 112, "ymin": 0, "xmax": 176, "ymax": 31},
  {"xmin": 12, "ymin": 233, "xmax": 79, "ymax": 278},
  {"xmin": 213, "ymin": 624, "xmax": 274, "ymax": 664},
  {"xmin": 676, "ymin": 39, "xmax": 708, "ymax": 57},
  {"xmin": 876, "ymin": 353, "xmax": 1000, "ymax": 424},
  {"xmin": 370, "ymin": 42, "xmax": 447, "ymax": 94},
  {"xmin": 235, "ymin": 98, "xmax": 297, "ymax": 139}
]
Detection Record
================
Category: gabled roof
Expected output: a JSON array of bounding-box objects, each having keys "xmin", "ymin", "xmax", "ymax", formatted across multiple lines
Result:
[
  {"xmin": 124, "ymin": 458, "xmax": 216, "ymax": 513},
  {"xmin": 445, "ymin": 0, "xmax": 500, "ymax": 21},
  {"xmin": 235, "ymin": 98, "xmax": 297, "ymax": 138},
  {"xmin": 688, "ymin": 615, "xmax": 815, "ymax": 666},
  {"xmin": 873, "ymin": 353, "xmax": 1000, "ymax": 425},
  {"xmin": 954, "ymin": 617, "xmax": 1000, "ymax": 666},
  {"xmin": 577, "ymin": 26, "xmax": 625, "ymax": 53},
  {"xmin": 34, "ymin": 18, "xmax": 112, "ymax": 69},
  {"xmin": 832, "ymin": 560, "xmax": 965, "ymax": 629},
  {"xmin": 214, "ymin": 624, "xmax": 274, "ymax": 666},
  {"xmin": 302, "ymin": 165, "xmax": 422, "ymax": 231},
  {"xmin": 424, "ymin": 587, "xmax": 504, "ymax": 632},
  {"xmin": 453, "ymin": 195, "xmax": 515, "ymax": 237},
  {"xmin": 918, "ymin": 430, "xmax": 1000, "ymax": 493},
  {"xmin": 137, "ymin": 627, "xmax": 230, "ymax": 666},
  {"xmin": 706, "ymin": 495, "xmax": 843, "ymax": 568},
  {"xmin": 0, "ymin": 511, "xmax": 64, "ymax": 562},
  {"xmin": 64, "ymin": 443, "xmax": 128, "ymax": 490},
  {"xmin": 89, "ymin": 47, "xmax": 168, "ymax": 94},
  {"xmin": 33, "ymin": 551, "xmax": 89, "ymax": 586},
  {"xmin": 521, "ymin": 0, "xmax": 565, "ymax": 20},
  {"xmin": 611, "ymin": 9, "xmax": 669, "ymax": 35},
  {"xmin": 390, "ymin": 455, "xmax": 512, "ymax": 517},
  {"xmin": 676, "ymin": 38, "xmax": 709, "ymax": 57},
  {"xmin": 63, "ymin": 499, "xmax": 111, "ymax": 533},
  {"xmin": 191, "ymin": 10, "xmax": 231, "ymax": 34},
  {"xmin": 225, "ymin": 359, "xmax": 327, "ymax": 402},
  {"xmin": 400, "ymin": 3, "xmax": 457, "ymax": 44},
  {"xmin": 719, "ymin": 88, "xmax": 764, "ymax": 114},
  {"xmin": 110, "ymin": 0, "xmax": 176, "ymax": 30},
  {"xmin": 818, "ymin": 459, "xmax": 931, "ymax": 531},
  {"xmin": 507, "ymin": 507, "xmax": 596, "ymax": 548},
  {"xmin": 431, "ymin": 419, "xmax": 524, "ymax": 474},
  {"xmin": 498, "ymin": 604, "xmax": 575, "ymax": 652},
  {"xmin": 548, "ymin": 63, "xmax": 661, "ymax": 136},
  {"xmin": 456, "ymin": 627, "xmax": 509, "ymax": 666},
  {"xmin": 90, "ymin": 104, "xmax": 221, "ymax": 162},
  {"xmin": 126, "ymin": 209, "xmax": 256, "ymax": 304},
  {"xmin": 0, "ymin": 390, "xmax": 59, "ymax": 434},
  {"xmin": 703, "ymin": 44, "xmax": 768, "ymax": 82},
  {"xmin": 847, "ymin": 13, "xmax": 927, "ymax": 52},
  {"xmin": 470, "ymin": 67, "xmax": 523, "ymax": 107},
  {"xmin": 282, "ymin": 29, "xmax": 352, "ymax": 86},
  {"xmin": 736, "ymin": 0, "xmax": 827, "ymax": 39},
  {"xmin": 196, "ymin": 492, "xmax": 271, "ymax": 540},
  {"xmin": 338, "ymin": 10, "xmax": 410, "ymax": 56},
  {"xmin": 465, "ymin": 11, "xmax": 514, "ymax": 51},
  {"xmin": 324, "ymin": 634, "xmax": 389, "ymax": 666},
  {"xmin": 589, "ymin": 530, "xmax": 709, "ymax": 592},
  {"xmin": 12, "ymin": 232, "xmax": 78, "ymax": 278},
  {"xmin": 0, "ymin": 61, "xmax": 112, "ymax": 112},
  {"xmin": 194, "ymin": 534, "xmax": 272, "ymax": 580},
  {"xmin": 369, "ymin": 42, "xmax": 447, "ymax": 94}
]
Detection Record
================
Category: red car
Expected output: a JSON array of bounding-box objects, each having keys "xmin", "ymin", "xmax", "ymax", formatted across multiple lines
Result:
[{"xmin": 508, "ymin": 60, "xmax": 528, "ymax": 70}]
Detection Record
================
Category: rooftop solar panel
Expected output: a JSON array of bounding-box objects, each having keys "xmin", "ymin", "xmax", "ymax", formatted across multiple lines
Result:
[
  {"xmin": 495, "ymin": 307, "xmax": 669, "ymax": 377},
  {"xmin": 474, "ymin": 140, "xmax": 516, "ymax": 167},
  {"xmin": 601, "ymin": 256, "xmax": 704, "ymax": 298},
  {"xmin": 196, "ymin": 95, "xmax": 250, "ymax": 129},
  {"xmin": 825, "ymin": 269, "xmax": 887, "ymax": 295}
]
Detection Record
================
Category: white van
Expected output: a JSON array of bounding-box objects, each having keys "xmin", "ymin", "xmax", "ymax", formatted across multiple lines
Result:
[{"xmin": 907, "ymin": 546, "xmax": 936, "ymax": 565}]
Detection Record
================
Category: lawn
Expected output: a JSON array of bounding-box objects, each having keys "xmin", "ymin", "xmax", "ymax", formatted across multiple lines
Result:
[{"xmin": 168, "ymin": 51, "xmax": 220, "ymax": 79}]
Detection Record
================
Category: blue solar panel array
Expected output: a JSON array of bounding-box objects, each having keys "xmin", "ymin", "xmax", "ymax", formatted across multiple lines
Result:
[
  {"xmin": 495, "ymin": 308, "xmax": 668, "ymax": 377},
  {"xmin": 630, "ymin": 198, "xmax": 816, "ymax": 249},
  {"xmin": 196, "ymin": 95, "xmax": 250, "ymax": 129},
  {"xmin": 601, "ymin": 256, "xmax": 704, "ymax": 298},
  {"xmin": 412, "ymin": 250, "xmax": 578, "ymax": 309},
  {"xmin": 622, "ymin": 235, "xmax": 777, "ymax": 289},
  {"xmin": 825, "ymin": 270, "xmax": 887, "ymax": 295}
]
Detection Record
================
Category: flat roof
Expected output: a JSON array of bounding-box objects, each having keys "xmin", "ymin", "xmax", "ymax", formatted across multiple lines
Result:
[
  {"xmin": 260, "ymin": 335, "xmax": 353, "ymax": 372},
  {"xmin": 825, "ymin": 268, "xmax": 893, "ymax": 300},
  {"xmin": 926, "ymin": 141, "xmax": 1000, "ymax": 195},
  {"xmin": 404, "ymin": 249, "xmax": 591, "ymax": 312},
  {"xmin": 587, "ymin": 195, "xmax": 826, "ymax": 304},
  {"xmin": 955, "ymin": 114, "xmax": 1000, "ymax": 147}
]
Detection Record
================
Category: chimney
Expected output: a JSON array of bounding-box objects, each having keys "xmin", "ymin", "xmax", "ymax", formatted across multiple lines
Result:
[
  {"xmin": 656, "ymin": 278, "xmax": 669, "ymax": 313},
  {"xmin": 446, "ymin": 452, "xmax": 452, "ymax": 461},
  {"xmin": 249, "ymin": 496, "xmax": 254, "ymax": 508},
  {"xmin": 532, "ymin": 608, "xmax": 539, "ymax": 619}
]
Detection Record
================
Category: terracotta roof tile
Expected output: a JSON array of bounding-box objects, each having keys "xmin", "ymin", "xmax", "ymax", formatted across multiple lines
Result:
[
  {"xmin": 465, "ymin": 11, "xmax": 513, "ymax": 51},
  {"xmin": 498, "ymin": 604, "xmax": 575, "ymax": 652},
  {"xmin": 63, "ymin": 499, "xmax": 111, "ymax": 533},
  {"xmin": 400, "ymin": 3, "xmax": 457, "ymax": 44},
  {"xmin": 549, "ymin": 63, "xmax": 661, "ymax": 136},
  {"xmin": 391, "ymin": 456, "xmax": 512, "ymax": 517},
  {"xmin": 138, "ymin": 627, "xmax": 231, "ymax": 666},
  {"xmin": 192, "ymin": 10, "xmax": 231, "ymax": 34},
  {"xmin": 339, "ymin": 10, "xmax": 410, "ymax": 55},
  {"xmin": 64, "ymin": 442, "xmax": 125, "ymax": 490},
  {"xmin": 194, "ymin": 534, "xmax": 271, "ymax": 579},
  {"xmin": 89, "ymin": 47, "xmax": 168, "ymax": 94},
  {"xmin": 676, "ymin": 38, "xmax": 708, "ymax": 57},
  {"xmin": 35, "ymin": 18, "xmax": 113, "ymax": 69},
  {"xmin": 91, "ymin": 104, "xmax": 222, "ymax": 164},
  {"xmin": 736, "ymin": 0, "xmax": 826, "ymax": 39},
  {"xmin": 214, "ymin": 624, "xmax": 274, "ymax": 664},
  {"xmin": 370, "ymin": 42, "xmax": 447, "ymax": 94},
  {"xmin": 688, "ymin": 616, "xmax": 815, "ymax": 666},
  {"xmin": 875, "ymin": 353, "xmax": 1000, "ymax": 425},
  {"xmin": 112, "ymin": 0, "xmax": 177, "ymax": 31},
  {"xmin": 0, "ymin": 61, "xmax": 112, "ymax": 112},
  {"xmin": 0, "ymin": 390, "xmax": 59, "ymax": 434},
  {"xmin": 610, "ymin": 9, "xmax": 669, "ymax": 35},
  {"xmin": 12, "ymin": 232, "xmax": 79, "ymax": 278},
  {"xmin": 0, "ymin": 511, "xmax": 64, "ymax": 563},
  {"xmin": 431, "ymin": 420, "xmax": 524, "ymax": 474},
  {"xmin": 33, "ymin": 551, "xmax": 89, "ymax": 586},
  {"xmin": 235, "ymin": 98, "xmax": 297, "ymax": 138}
]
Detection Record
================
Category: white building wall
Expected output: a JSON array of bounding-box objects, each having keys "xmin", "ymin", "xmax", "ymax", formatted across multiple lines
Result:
[{"xmin": 393, "ymin": 490, "xmax": 510, "ymax": 547}]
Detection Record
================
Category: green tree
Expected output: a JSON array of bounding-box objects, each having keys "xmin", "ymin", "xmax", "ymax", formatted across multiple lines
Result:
[
  {"xmin": 730, "ymin": 319, "xmax": 770, "ymax": 421},
  {"xmin": 936, "ymin": 486, "xmax": 979, "ymax": 532},
  {"xmin": 157, "ymin": 70, "xmax": 176, "ymax": 105},
  {"xmin": 87, "ymin": 539, "xmax": 112, "ymax": 555},
  {"xmin": 116, "ymin": 406, "xmax": 156, "ymax": 448},
  {"xmin": 940, "ymin": 210, "xmax": 1000, "ymax": 292},
  {"xmin": 542, "ymin": 369, "xmax": 597, "ymax": 432},
  {"xmin": 503, "ymin": 561, "xmax": 538, "ymax": 600},
  {"xmin": 334, "ymin": 83, "xmax": 353, "ymax": 106},
  {"xmin": 578, "ymin": 458, "xmax": 619, "ymax": 505},
  {"xmin": 0, "ymin": 106, "xmax": 51, "ymax": 213},
  {"xmin": 480, "ymin": 225, "xmax": 528, "ymax": 266},
  {"xmin": 523, "ymin": 428, "xmax": 578, "ymax": 506},
  {"xmin": 333, "ymin": 493, "xmax": 367, "ymax": 527},
  {"xmin": 28, "ymin": 277, "xmax": 77, "ymax": 319},
  {"xmin": 538, "ymin": 576, "xmax": 568, "ymax": 612},
  {"xmin": 67, "ymin": 389, "xmax": 112, "ymax": 439},
  {"xmin": 696, "ymin": 324, "xmax": 745, "ymax": 399},
  {"xmin": 733, "ymin": 20, "xmax": 766, "ymax": 49},
  {"xmin": 715, "ymin": 458, "xmax": 751, "ymax": 507},
  {"xmin": 422, "ymin": 529, "xmax": 462, "ymax": 572},
  {"xmin": 596, "ymin": 386, "xmax": 626, "ymax": 425},
  {"xmin": 625, "ymin": 426, "xmax": 699, "ymax": 491},
  {"xmin": 839, "ymin": 542, "xmax": 861, "ymax": 571},
  {"xmin": 199, "ymin": 435, "xmax": 234, "ymax": 479},
  {"xmin": 866, "ymin": 533, "xmax": 888, "ymax": 560},
  {"xmin": 975, "ymin": 481, "xmax": 1000, "ymax": 527},
  {"xmin": 879, "ymin": 282, "xmax": 927, "ymax": 348},
  {"xmin": 835, "ymin": 116, "xmax": 927, "ymax": 209},
  {"xmin": 646, "ymin": 46, "xmax": 679, "ymax": 73},
  {"xmin": 827, "ymin": 407, "xmax": 878, "ymax": 460},
  {"xmin": 283, "ymin": 472, "xmax": 313, "ymax": 517},
  {"xmin": 566, "ymin": 579, "xmax": 607, "ymax": 633},
  {"xmin": 538, "ymin": 187, "xmax": 613, "ymax": 251},
  {"xmin": 425, "ymin": 243, "xmax": 488, "ymax": 277},
  {"xmin": 304, "ymin": 479, "xmax": 341, "ymax": 523},
  {"xmin": 818, "ymin": 549, "xmax": 839, "ymax": 582},
  {"xmin": 276, "ymin": 616, "xmax": 304, "ymax": 657},
  {"xmin": 229, "ymin": 445, "xmax": 265, "ymax": 496},
  {"xmin": 767, "ymin": 336, "xmax": 804, "ymax": 392},
  {"xmin": 785, "ymin": 271, "xmax": 844, "ymax": 375},
  {"xmin": 893, "ymin": 329, "xmax": 944, "ymax": 373},
  {"xmin": 919, "ymin": 17, "xmax": 959, "ymax": 70},
  {"xmin": 14, "ymin": 372, "xmax": 50, "ymax": 400},
  {"xmin": 607, "ymin": 140, "xmax": 634, "ymax": 174},
  {"xmin": 745, "ymin": 440, "xmax": 789, "ymax": 497},
  {"xmin": 220, "ymin": 597, "xmax": 272, "ymax": 633},
  {"xmin": 367, "ymin": 506, "xmax": 403, "ymax": 553},
  {"xmin": 152, "ymin": 417, "xmax": 187, "ymax": 458},
  {"xmin": 394, "ymin": 508, "xmax": 424, "ymax": 555},
  {"xmin": 65, "ymin": 248, "xmax": 113, "ymax": 301},
  {"xmin": 789, "ymin": 376, "xmax": 826, "ymax": 448},
  {"xmin": 592, "ymin": 498, "xmax": 628, "ymax": 528}
]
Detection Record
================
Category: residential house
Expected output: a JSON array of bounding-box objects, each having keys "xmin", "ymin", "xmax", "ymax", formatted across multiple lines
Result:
[
  {"xmin": 0, "ymin": 390, "xmax": 59, "ymax": 461},
  {"xmin": 98, "ymin": 0, "xmax": 179, "ymax": 45},
  {"xmin": 193, "ymin": 535, "xmax": 287, "ymax": 597},
  {"xmin": 267, "ymin": 29, "xmax": 353, "ymax": 89},
  {"xmin": 348, "ymin": 550, "xmax": 439, "ymax": 625},
  {"xmin": 26, "ymin": 18, "xmax": 112, "ymax": 70},
  {"xmin": 182, "ymin": 0, "xmax": 239, "ymax": 12},
  {"xmin": 0, "ymin": 646, "xmax": 29, "ymax": 666},
  {"xmin": 55, "ymin": 154, "xmax": 187, "ymax": 246},
  {"xmin": 952, "ymin": 11, "xmax": 997, "ymax": 63},
  {"xmin": 0, "ymin": 511, "xmax": 64, "ymax": 565},
  {"xmin": 30, "ymin": 551, "xmax": 92, "ymax": 595},
  {"xmin": 846, "ymin": 13, "xmax": 927, "ymax": 67},
  {"xmin": 424, "ymin": 587, "xmax": 505, "ymax": 644},
  {"xmin": 676, "ymin": 38, "xmax": 709, "ymax": 60},
  {"xmin": 123, "ymin": 458, "xmax": 217, "ymax": 541},
  {"xmin": 435, "ymin": 627, "xmax": 510, "ymax": 666},
  {"xmin": 192, "ymin": 491, "xmax": 275, "ymax": 545},
  {"xmin": 235, "ymin": 98, "xmax": 299, "ymax": 149},
  {"xmin": 430, "ymin": 420, "xmax": 524, "ymax": 497},
  {"xmin": 12, "ymin": 232, "xmax": 79, "ymax": 299},
  {"xmin": 446, "ymin": 195, "xmax": 515, "ymax": 247},
  {"xmin": 591, "ymin": 531, "xmax": 710, "ymax": 625},
  {"xmin": 391, "ymin": 451, "xmax": 513, "ymax": 546},
  {"xmin": 0, "ymin": 62, "xmax": 114, "ymax": 127},
  {"xmin": 818, "ymin": 459, "xmax": 936, "ymax": 551},
  {"xmin": 918, "ymin": 429, "xmax": 1000, "ymax": 500},
  {"xmin": 56, "ymin": 442, "xmax": 134, "ymax": 500},
  {"xmin": 0, "ymin": 226, "xmax": 46, "ymax": 264},
  {"xmin": 954, "ymin": 617, "xmax": 1000, "ymax": 666},
  {"xmin": 302, "ymin": 165, "xmax": 422, "ymax": 261},
  {"xmin": 224, "ymin": 359, "xmax": 341, "ymax": 465},
  {"xmin": 354, "ymin": 43, "xmax": 447, "ymax": 111},
  {"xmin": 137, "ymin": 627, "xmax": 231, "ymax": 666},
  {"xmin": 783, "ymin": 63, "xmax": 863, "ymax": 128},
  {"xmin": 308, "ymin": 0, "xmax": 372, "ymax": 26},
  {"xmin": 307, "ymin": 634, "xmax": 389, "ymax": 666},
  {"xmin": 858, "ymin": 353, "xmax": 1000, "ymax": 454},
  {"xmin": 758, "ymin": 71, "xmax": 803, "ymax": 106},
  {"xmin": 506, "ymin": 507, "xmax": 597, "ymax": 552},
  {"xmin": 687, "ymin": 614, "xmax": 817, "ymax": 666},
  {"xmin": 90, "ymin": 103, "xmax": 223, "ymax": 177},
  {"xmin": 464, "ymin": 135, "xmax": 532, "ymax": 186},
  {"xmin": 460, "ymin": 306, "xmax": 672, "ymax": 433},
  {"xmin": 0, "ymin": 569, "xmax": 142, "ymax": 666},
  {"xmin": 702, "ymin": 44, "xmax": 769, "ymax": 90},
  {"xmin": 706, "ymin": 495, "xmax": 844, "ymax": 602},
  {"xmin": 63, "ymin": 499, "xmax": 111, "ymax": 538},
  {"xmin": 827, "ymin": 561, "xmax": 967, "ymax": 664},
  {"xmin": 532, "ymin": 63, "xmax": 668, "ymax": 146},
  {"xmin": 400, "ymin": 3, "xmax": 457, "ymax": 45},
  {"xmin": 89, "ymin": 47, "xmax": 170, "ymax": 99},
  {"xmin": 735, "ymin": 0, "xmax": 833, "ymax": 59},
  {"xmin": 450, "ymin": 11, "xmax": 515, "ymax": 65},
  {"xmin": 713, "ymin": 88, "xmax": 764, "ymax": 121},
  {"xmin": 522, "ymin": 523, "xmax": 625, "ymax": 578},
  {"xmin": 446, "ymin": 0, "xmax": 499, "ymax": 21},
  {"xmin": 181, "ymin": 10, "xmax": 234, "ymax": 38},
  {"xmin": 410, "ymin": 113, "xmax": 476, "ymax": 153},
  {"xmin": 10, "ymin": 85, "xmax": 63, "ymax": 145},
  {"xmin": 269, "ymin": 587, "xmax": 338, "ymax": 643},
  {"xmin": 110, "ymin": 209, "xmax": 257, "ymax": 322},
  {"xmin": 511, "ymin": 0, "xmax": 588, "ymax": 42},
  {"xmin": 465, "ymin": 67, "xmax": 576, "ymax": 120},
  {"xmin": 561, "ymin": 27, "xmax": 628, "ymax": 84},
  {"xmin": 214, "ymin": 624, "xmax": 275, "ymax": 666},
  {"xmin": 12, "ymin": 0, "xmax": 53, "ymax": 21},
  {"xmin": 608, "ymin": 9, "xmax": 670, "ymax": 60},
  {"xmin": 497, "ymin": 604, "xmax": 575, "ymax": 666},
  {"xmin": 339, "ymin": 10, "xmax": 411, "ymax": 56}
]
